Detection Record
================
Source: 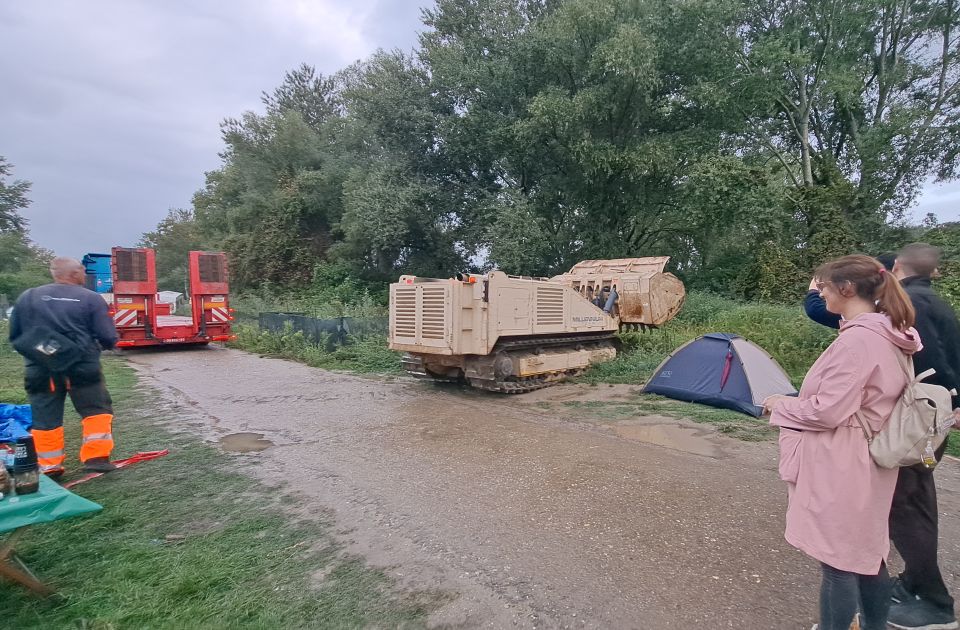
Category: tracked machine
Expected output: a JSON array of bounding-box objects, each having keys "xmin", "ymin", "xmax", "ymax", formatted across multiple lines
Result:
[{"xmin": 389, "ymin": 257, "xmax": 685, "ymax": 393}]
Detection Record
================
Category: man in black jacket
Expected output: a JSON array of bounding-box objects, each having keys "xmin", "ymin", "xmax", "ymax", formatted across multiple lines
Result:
[
  {"xmin": 886, "ymin": 244, "xmax": 960, "ymax": 630},
  {"xmin": 804, "ymin": 244, "xmax": 960, "ymax": 630},
  {"xmin": 8, "ymin": 257, "xmax": 119, "ymax": 477}
]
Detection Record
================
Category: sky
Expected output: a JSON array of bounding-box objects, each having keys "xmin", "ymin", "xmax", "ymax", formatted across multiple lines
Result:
[
  {"xmin": 1, "ymin": 2, "xmax": 958, "ymax": 258},
  {"xmin": 0, "ymin": 0, "xmax": 428, "ymax": 257}
]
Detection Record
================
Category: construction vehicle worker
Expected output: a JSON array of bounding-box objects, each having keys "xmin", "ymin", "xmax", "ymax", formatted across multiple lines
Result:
[{"xmin": 8, "ymin": 257, "xmax": 119, "ymax": 477}]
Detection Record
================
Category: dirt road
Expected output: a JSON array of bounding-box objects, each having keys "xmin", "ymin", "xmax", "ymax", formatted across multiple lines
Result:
[{"xmin": 126, "ymin": 346, "xmax": 960, "ymax": 629}]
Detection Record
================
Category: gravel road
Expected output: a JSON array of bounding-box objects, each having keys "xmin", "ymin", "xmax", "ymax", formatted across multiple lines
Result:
[{"xmin": 125, "ymin": 346, "xmax": 960, "ymax": 629}]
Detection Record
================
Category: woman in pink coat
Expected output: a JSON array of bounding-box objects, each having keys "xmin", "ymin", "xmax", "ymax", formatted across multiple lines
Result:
[{"xmin": 764, "ymin": 255, "xmax": 920, "ymax": 630}]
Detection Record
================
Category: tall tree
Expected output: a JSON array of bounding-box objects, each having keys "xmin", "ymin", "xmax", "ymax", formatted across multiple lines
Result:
[
  {"xmin": 733, "ymin": 0, "xmax": 960, "ymax": 240},
  {"xmin": 0, "ymin": 156, "xmax": 30, "ymax": 233}
]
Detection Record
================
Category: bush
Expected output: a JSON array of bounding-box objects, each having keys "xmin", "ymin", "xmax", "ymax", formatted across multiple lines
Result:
[{"xmin": 230, "ymin": 323, "xmax": 402, "ymax": 374}]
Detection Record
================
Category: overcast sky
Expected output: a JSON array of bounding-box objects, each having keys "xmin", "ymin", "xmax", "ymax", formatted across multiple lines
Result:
[
  {"xmin": 0, "ymin": 0, "xmax": 428, "ymax": 257},
  {"xmin": 1, "ymin": 1, "xmax": 958, "ymax": 258}
]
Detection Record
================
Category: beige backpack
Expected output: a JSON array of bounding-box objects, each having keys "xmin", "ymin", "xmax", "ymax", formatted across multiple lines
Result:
[{"xmin": 855, "ymin": 350, "xmax": 957, "ymax": 470}]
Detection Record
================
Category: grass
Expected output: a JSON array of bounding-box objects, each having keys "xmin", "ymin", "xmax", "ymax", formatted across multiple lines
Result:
[
  {"xmin": 559, "ymin": 396, "xmax": 778, "ymax": 442},
  {"xmin": 0, "ymin": 322, "xmax": 444, "ymax": 628},
  {"xmin": 230, "ymin": 324, "xmax": 403, "ymax": 375}
]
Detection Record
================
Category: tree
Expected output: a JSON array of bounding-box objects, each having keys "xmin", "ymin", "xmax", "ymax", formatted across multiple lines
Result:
[
  {"xmin": 421, "ymin": 0, "xmax": 743, "ymax": 274},
  {"xmin": 732, "ymin": 0, "xmax": 960, "ymax": 241},
  {"xmin": 138, "ymin": 209, "xmax": 204, "ymax": 292},
  {"xmin": 0, "ymin": 232, "xmax": 53, "ymax": 300},
  {"xmin": 0, "ymin": 156, "xmax": 30, "ymax": 233}
]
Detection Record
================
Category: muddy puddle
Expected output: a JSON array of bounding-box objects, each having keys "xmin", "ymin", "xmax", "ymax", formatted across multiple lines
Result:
[
  {"xmin": 612, "ymin": 422, "xmax": 718, "ymax": 457},
  {"xmin": 220, "ymin": 432, "xmax": 274, "ymax": 452},
  {"xmin": 516, "ymin": 383, "xmax": 642, "ymax": 404}
]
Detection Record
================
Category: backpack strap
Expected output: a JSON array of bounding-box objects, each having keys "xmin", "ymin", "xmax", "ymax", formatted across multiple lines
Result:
[
  {"xmin": 853, "ymin": 410, "xmax": 874, "ymax": 444},
  {"xmin": 848, "ymin": 328, "xmax": 917, "ymax": 445}
]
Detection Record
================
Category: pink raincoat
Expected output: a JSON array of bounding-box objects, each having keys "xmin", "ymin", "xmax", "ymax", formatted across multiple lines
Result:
[{"xmin": 770, "ymin": 312, "xmax": 921, "ymax": 574}]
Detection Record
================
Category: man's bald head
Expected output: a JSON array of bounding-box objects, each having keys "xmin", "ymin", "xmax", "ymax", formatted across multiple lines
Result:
[
  {"xmin": 50, "ymin": 257, "xmax": 86, "ymax": 286},
  {"xmin": 894, "ymin": 243, "xmax": 941, "ymax": 279}
]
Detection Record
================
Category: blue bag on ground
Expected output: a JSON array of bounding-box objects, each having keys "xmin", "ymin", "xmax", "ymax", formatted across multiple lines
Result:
[{"xmin": 0, "ymin": 404, "xmax": 32, "ymax": 442}]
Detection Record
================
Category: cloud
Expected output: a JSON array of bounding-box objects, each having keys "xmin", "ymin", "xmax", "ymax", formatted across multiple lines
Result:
[{"xmin": 0, "ymin": 0, "xmax": 426, "ymax": 256}]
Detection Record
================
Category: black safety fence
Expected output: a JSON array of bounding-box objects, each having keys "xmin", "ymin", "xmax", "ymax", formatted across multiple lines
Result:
[{"xmin": 258, "ymin": 312, "xmax": 388, "ymax": 348}]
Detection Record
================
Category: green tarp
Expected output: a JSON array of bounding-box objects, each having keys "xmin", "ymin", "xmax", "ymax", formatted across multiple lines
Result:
[{"xmin": 0, "ymin": 475, "xmax": 101, "ymax": 533}]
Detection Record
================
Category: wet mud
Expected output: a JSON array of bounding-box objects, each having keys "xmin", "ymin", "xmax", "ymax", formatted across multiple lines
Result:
[
  {"xmin": 220, "ymin": 432, "xmax": 273, "ymax": 453},
  {"xmin": 611, "ymin": 422, "xmax": 719, "ymax": 458},
  {"xmin": 126, "ymin": 348, "xmax": 960, "ymax": 629}
]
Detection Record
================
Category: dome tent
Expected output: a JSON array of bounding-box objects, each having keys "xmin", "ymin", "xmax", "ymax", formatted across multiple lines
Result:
[{"xmin": 642, "ymin": 333, "xmax": 797, "ymax": 417}]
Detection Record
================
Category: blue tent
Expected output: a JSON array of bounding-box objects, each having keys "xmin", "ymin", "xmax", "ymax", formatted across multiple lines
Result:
[{"xmin": 642, "ymin": 333, "xmax": 797, "ymax": 417}]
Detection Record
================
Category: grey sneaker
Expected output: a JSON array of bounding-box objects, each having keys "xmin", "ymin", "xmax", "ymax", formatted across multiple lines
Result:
[{"xmin": 888, "ymin": 599, "xmax": 959, "ymax": 630}]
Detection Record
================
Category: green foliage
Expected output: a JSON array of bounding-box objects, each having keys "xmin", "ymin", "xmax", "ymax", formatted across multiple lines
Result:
[
  {"xmin": 0, "ymin": 321, "xmax": 27, "ymax": 404},
  {"xmin": 921, "ymin": 222, "xmax": 960, "ymax": 311},
  {"xmin": 137, "ymin": 208, "xmax": 203, "ymax": 292},
  {"xmin": 231, "ymin": 324, "xmax": 401, "ymax": 374},
  {"xmin": 145, "ymin": 0, "xmax": 959, "ymax": 301},
  {"xmin": 0, "ymin": 156, "xmax": 30, "ymax": 234},
  {"xmin": 0, "ymin": 232, "xmax": 53, "ymax": 302}
]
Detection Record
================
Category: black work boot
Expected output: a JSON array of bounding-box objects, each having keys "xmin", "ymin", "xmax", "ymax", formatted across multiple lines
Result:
[{"xmin": 83, "ymin": 457, "xmax": 117, "ymax": 473}]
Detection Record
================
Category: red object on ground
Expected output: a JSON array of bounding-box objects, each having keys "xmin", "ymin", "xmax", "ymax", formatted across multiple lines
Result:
[{"xmin": 62, "ymin": 450, "xmax": 170, "ymax": 489}]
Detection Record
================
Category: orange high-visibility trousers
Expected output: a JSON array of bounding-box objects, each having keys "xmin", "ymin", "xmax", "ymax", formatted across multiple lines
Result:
[
  {"xmin": 80, "ymin": 414, "xmax": 114, "ymax": 461},
  {"xmin": 25, "ymin": 361, "xmax": 115, "ymax": 470},
  {"xmin": 31, "ymin": 427, "xmax": 65, "ymax": 474}
]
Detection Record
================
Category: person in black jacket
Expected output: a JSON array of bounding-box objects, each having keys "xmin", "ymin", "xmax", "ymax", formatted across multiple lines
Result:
[
  {"xmin": 804, "ymin": 244, "xmax": 960, "ymax": 630},
  {"xmin": 887, "ymin": 244, "xmax": 960, "ymax": 630},
  {"xmin": 8, "ymin": 257, "xmax": 119, "ymax": 477}
]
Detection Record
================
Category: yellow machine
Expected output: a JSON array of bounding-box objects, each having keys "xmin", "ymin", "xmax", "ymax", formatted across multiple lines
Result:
[{"xmin": 389, "ymin": 257, "xmax": 685, "ymax": 392}]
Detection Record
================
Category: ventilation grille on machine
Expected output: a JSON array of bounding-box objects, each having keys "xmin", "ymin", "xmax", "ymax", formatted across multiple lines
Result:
[
  {"xmin": 198, "ymin": 254, "xmax": 226, "ymax": 283},
  {"xmin": 115, "ymin": 249, "xmax": 148, "ymax": 282},
  {"xmin": 420, "ymin": 286, "xmax": 447, "ymax": 340},
  {"xmin": 536, "ymin": 286, "xmax": 565, "ymax": 325},
  {"xmin": 393, "ymin": 286, "xmax": 417, "ymax": 337}
]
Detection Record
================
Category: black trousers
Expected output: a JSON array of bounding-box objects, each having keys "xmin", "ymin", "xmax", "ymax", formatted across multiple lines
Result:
[
  {"xmin": 24, "ymin": 359, "xmax": 113, "ymax": 430},
  {"xmin": 820, "ymin": 561, "xmax": 890, "ymax": 630},
  {"xmin": 889, "ymin": 445, "xmax": 955, "ymax": 613}
]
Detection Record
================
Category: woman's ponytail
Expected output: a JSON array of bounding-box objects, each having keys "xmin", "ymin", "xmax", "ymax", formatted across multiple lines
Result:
[{"xmin": 876, "ymin": 268, "xmax": 915, "ymax": 330}]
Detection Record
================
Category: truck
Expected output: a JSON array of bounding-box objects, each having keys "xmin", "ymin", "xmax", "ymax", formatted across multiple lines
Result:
[
  {"xmin": 388, "ymin": 257, "xmax": 685, "ymax": 392},
  {"xmin": 95, "ymin": 247, "xmax": 235, "ymax": 348}
]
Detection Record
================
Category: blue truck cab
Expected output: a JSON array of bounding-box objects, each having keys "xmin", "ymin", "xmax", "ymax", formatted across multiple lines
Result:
[{"xmin": 82, "ymin": 252, "xmax": 113, "ymax": 293}]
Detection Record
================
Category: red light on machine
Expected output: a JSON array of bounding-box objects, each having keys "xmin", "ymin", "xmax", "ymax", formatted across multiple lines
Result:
[{"xmin": 116, "ymin": 340, "xmax": 136, "ymax": 347}]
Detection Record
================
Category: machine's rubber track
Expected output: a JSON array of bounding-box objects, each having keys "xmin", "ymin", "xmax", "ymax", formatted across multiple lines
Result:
[
  {"xmin": 467, "ymin": 335, "xmax": 615, "ymax": 394},
  {"xmin": 467, "ymin": 370, "xmax": 584, "ymax": 394},
  {"xmin": 402, "ymin": 334, "xmax": 617, "ymax": 393}
]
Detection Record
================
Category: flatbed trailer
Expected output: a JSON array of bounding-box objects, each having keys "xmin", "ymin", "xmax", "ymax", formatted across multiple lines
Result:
[{"xmin": 110, "ymin": 247, "xmax": 235, "ymax": 348}]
